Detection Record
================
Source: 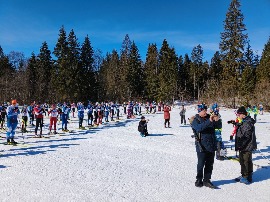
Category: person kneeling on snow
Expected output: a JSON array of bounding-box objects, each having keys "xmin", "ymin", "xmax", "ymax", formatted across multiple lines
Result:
[{"xmin": 138, "ymin": 116, "xmax": 148, "ymax": 137}]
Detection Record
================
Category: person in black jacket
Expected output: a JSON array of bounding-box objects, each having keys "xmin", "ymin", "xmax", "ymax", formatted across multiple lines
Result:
[
  {"xmin": 234, "ymin": 106, "xmax": 257, "ymax": 184},
  {"xmin": 138, "ymin": 116, "xmax": 148, "ymax": 137},
  {"xmin": 191, "ymin": 104, "xmax": 221, "ymax": 189}
]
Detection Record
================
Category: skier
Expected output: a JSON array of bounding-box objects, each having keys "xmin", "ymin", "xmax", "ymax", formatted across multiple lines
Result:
[
  {"xmin": 27, "ymin": 103, "xmax": 35, "ymax": 126},
  {"xmin": 0, "ymin": 104, "xmax": 7, "ymax": 130},
  {"xmin": 163, "ymin": 104, "xmax": 171, "ymax": 128},
  {"xmin": 21, "ymin": 104, "xmax": 28, "ymax": 133},
  {"xmin": 138, "ymin": 116, "xmax": 148, "ymax": 137},
  {"xmin": 34, "ymin": 102, "xmax": 44, "ymax": 137},
  {"xmin": 110, "ymin": 102, "xmax": 116, "ymax": 121},
  {"xmin": 123, "ymin": 102, "xmax": 127, "ymax": 114},
  {"xmin": 61, "ymin": 103, "xmax": 69, "ymax": 131},
  {"xmin": 179, "ymin": 104, "xmax": 186, "ymax": 125},
  {"xmin": 6, "ymin": 99, "xmax": 20, "ymax": 145},
  {"xmin": 71, "ymin": 102, "xmax": 76, "ymax": 118},
  {"xmin": 87, "ymin": 102, "xmax": 93, "ymax": 125},
  {"xmin": 116, "ymin": 103, "xmax": 120, "ymax": 120},
  {"xmin": 48, "ymin": 104, "xmax": 59, "ymax": 134},
  {"xmin": 77, "ymin": 102, "xmax": 85, "ymax": 129}
]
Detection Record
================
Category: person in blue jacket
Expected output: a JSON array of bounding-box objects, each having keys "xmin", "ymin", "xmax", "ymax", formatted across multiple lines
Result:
[
  {"xmin": 77, "ymin": 102, "xmax": 85, "ymax": 128},
  {"xmin": 6, "ymin": 99, "xmax": 20, "ymax": 145},
  {"xmin": 61, "ymin": 103, "xmax": 69, "ymax": 131},
  {"xmin": 191, "ymin": 104, "xmax": 220, "ymax": 189}
]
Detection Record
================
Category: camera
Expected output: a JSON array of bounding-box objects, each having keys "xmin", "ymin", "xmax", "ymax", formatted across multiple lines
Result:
[{"xmin": 227, "ymin": 120, "xmax": 236, "ymax": 124}]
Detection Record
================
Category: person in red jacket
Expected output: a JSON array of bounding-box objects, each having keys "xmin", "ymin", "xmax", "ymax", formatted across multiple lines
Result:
[
  {"xmin": 163, "ymin": 104, "xmax": 171, "ymax": 128},
  {"xmin": 48, "ymin": 104, "xmax": 59, "ymax": 134},
  {"xmin": 34, "ymin": 102, "xmax": 44, "ymax": 137}
]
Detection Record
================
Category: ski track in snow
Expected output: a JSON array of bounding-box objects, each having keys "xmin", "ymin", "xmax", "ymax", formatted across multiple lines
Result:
[{"xmin": 0, "ymin": 106, "xmax": 270, "ymax": 202}]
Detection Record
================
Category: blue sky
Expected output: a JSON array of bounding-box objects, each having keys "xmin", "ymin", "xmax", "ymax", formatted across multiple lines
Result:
[{"xmin": 0, "ymin": 0, "xmax": 269, "ymax": 62}]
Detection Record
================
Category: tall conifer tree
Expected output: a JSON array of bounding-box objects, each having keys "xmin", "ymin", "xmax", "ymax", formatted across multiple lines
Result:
[
  {"xmin": 219, "ymin": 0, "xmax": 248, "ymax": 105},
  {"xmin": 144, "ymin": 43, "xmax": 159, "ymax": 101}
]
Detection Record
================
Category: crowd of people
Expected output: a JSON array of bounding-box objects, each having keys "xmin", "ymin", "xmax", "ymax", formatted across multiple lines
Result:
[
  {"xmin": 0, "ymin": 100, "xmax": 169, "ymax": 144},
  {"xmin": 0, "ymin": 99, "xmax": 262, "ymax": 189}
]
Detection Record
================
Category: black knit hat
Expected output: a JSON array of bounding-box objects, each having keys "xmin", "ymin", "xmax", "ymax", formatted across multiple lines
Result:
[{"xmin": 237, "ymin": 106, "xmax": 247, "ymax": 115}]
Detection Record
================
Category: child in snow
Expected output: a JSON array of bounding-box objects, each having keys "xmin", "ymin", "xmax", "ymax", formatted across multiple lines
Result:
[
  {"xmin": 211, "ymin": 110, "xmax": 226, "ymax": 160},
  {"xmin": 138, "ymin": 116, "xmax": 148, "ymax": 137},
  {"xmin": 229, "ymin": 111, "xmax": 243, "ymax": 141}
]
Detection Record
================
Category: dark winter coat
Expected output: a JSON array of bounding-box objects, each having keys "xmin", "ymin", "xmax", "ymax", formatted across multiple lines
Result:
[
  {"xmin": 138, "ymin": 120, "xmax": 147, "ymax": 133},
  {"xmin": 235, "ymin": 116, "xmax": 257, "ymax": 152},
  {"xmin": 191, "ymin": 114, "xmax": 219, "ymax": 153}
]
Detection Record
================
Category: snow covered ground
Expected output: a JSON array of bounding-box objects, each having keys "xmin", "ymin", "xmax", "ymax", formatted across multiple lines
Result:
[{"xmin": 0, "ymin": 106, "xmax": 270, "ymax": 202}]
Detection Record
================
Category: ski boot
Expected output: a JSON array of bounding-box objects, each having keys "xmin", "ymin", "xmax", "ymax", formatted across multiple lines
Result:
[{"xmin": 10, "ymin": 138, "xmax": 18, "ymax": 145}]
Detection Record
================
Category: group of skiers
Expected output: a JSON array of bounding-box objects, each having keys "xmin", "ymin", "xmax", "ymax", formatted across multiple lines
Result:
[{"xmin": 1, "ymin": 99, "xmax": 165, "ymax": 144}]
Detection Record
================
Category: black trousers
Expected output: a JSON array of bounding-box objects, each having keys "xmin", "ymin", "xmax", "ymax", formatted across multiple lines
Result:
[
  {"xmin": 196, "ymin": 151, "xmax": 215, "ymax": 181},
  {"xmin": 181, "ymin": 115, "xmax": 186, "ymax": 124},
  {"xmin": 239, "ymin": 151, "xmax": 253, "ymax": 178},
  {"xmin": 35, "ymin": 118, "xmax": 43, "ymax": 134}
]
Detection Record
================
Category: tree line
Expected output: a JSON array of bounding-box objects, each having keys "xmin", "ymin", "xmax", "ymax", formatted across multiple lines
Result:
[{"xmin": 0, "ymin": 0, "xmax": 269, "ymax": 108}]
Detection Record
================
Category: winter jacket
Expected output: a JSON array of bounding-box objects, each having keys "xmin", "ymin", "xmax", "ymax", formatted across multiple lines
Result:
[
  {"xmin": 191, "ymin": 114, "xmax": 219, "ymax": 153},
  {"xmin": 34, "ymin": 107, "xmax": 44, "ymax": 119},
  {"xmin": 138, "ymin": 120, "xmax": 147, "ymax": 133},
  {"xmin": 163, "ymin": 106, "xmax": 171, "ymax": 119},
  {"xmin": 235, "ymin": 116, "xmax": 257, "ymax": 152},
  {"xmin": 7, "ymin": 105, "xmax": 20, "ymax": 123},
  {"xmin": 180, "ymin": 108, "xmax": 186, "ymax": 116}
]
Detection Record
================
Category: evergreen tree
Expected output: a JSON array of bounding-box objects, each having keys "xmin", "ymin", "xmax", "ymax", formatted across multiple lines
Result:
[
  {"xmin": 0, "ymin": 46, "xmax": 14, "ymax": 101},
  {"xmin": 219, "ymin": 0, "xmax": 248, "ymax": 106},
  {"xmin": 93, "ymin": 49, "xmax": 103, "ymax": 101},
  {"xmin": 190, "ymin": 44, "xmax": 204, "ymax": 101},
  {"xmin": 206, "ymin": 51, "xmax": 223, "ymax": 102},
  {"xmin": 144, "ymin": 43, "xmax": 159, "ymax": 101},
  {"xmin": 255, "ymin": 36, "xmax": 270, "ymax": 105},
  {"xmin": 119, "ymin": 34, "xmax": 131, "ymax": 100},
  {"xmin": 53, "ymin": 26, "xmax": 69, "ymax": 101},
  {"xmin": 158, "ymin": 39, "xmax": 178, "ymax": 102},
  {"xmin": 182, "ymin": 54, "xmax": 193, "ymax": 99},
  {"xmin": 25, "ymin": 53, "xmax": 38, "ymax": 102},
  {"xmin": 37, "ymin": 42, "xmax": 53, "ymax": 102},
  {"xmin": 239, "ymin": 41, "xmax": 256, "ymax": 104},
  {"xmin": 128, "ymin": 41, "xmax": 143, "ymax": 99},
  {"xmin": 80, "ymin": 35, "xmax": 95, "ymax": 101},
  {"xmin": 67, "ymin": 29, "xmax": 81, "ymax": 101},
  {"xmin": 256, "ymin": 37, "xmax": 270, "ymax": 82}
]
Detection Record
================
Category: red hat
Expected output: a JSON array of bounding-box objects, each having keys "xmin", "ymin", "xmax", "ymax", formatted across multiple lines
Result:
[{"xmin": 12, "ymin": 99, "xmax": 17, "ymax": 105}]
